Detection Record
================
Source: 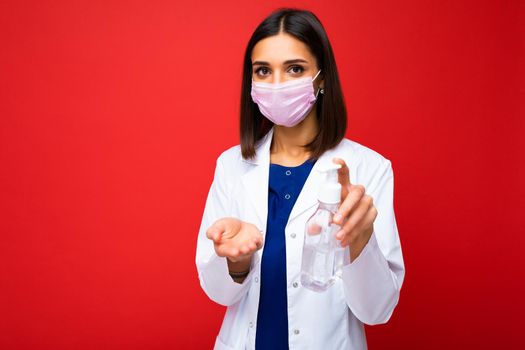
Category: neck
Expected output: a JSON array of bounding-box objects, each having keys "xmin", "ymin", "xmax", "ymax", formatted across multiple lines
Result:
[{"xmin": 270, "ymin": 111, "xmax": 319, "ymax": 164}]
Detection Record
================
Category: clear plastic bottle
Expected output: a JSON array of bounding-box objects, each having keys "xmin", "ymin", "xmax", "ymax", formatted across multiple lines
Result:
[{"xmin": 301, "ymin": 163, "xmax": 348, "ymax": 292}]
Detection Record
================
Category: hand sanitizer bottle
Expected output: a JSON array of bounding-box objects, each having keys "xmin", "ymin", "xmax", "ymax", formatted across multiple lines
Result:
[{"xmin": 300, "ymin": 162, "xmax": 349, "ymax": 292}]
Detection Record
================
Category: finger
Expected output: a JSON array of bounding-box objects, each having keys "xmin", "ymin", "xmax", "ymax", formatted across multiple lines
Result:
[
  {"xmin": 207, "ymin": 218, "xmax": 229, "ymax": 242},
  {"xmin": 364, "ymin": 206, "xmax": 378, "ymax": 226},
  {"xmin": 333, "ymin": 184, "xmax": 365, "ymax": 225},
  {"xmin": 335, "ymin": 195, "xmax": 372, "ymax": 239},
  {"xmin": 216, "ymin": 243, "xmax": 238, "ymax": 259},
  {"xmin": 354, "ymin": 206, "xmax": 378, "ymax": 232},
  {"xmin": 307, "ymin": 222, "xmax": 322, "ymax": 235},
  {"xmin": 332, "ymin": 157, "xmax": 351, "ymax": 199},
  {"xmin": 229, "ymin": 246, "xmax": 240, "ymax": 259},
  {"xmin": 339, "ymin": 230, "xmax": 350, "ymax": 247},
  {"xmin": 215, "ymin": 245, "xmax": 227, "ymax": 257},
  {"xmin": 241, "ymin": 243, "xmax": 260, "ymax": 259},
  {"xmin": 239, "ymin": 245, "xmax": 249, "ymax": 255},
  {"xmin": 206, "ymin": 226, "xmax": 223, "ymax": 242},
  {"xmin": 253, "ymin": 237, "xmax": 263, "ymax": 250},
  {"xmin": 247, "ymin": 241, "xmax": 257, "ymax": 251},
  {"xmin": 251, "ymin": 237, "xmax": 261, "ymax": 250},
  {"xmin": 205, "ymin": 223, "xmax": 216, "ymax": 240}
]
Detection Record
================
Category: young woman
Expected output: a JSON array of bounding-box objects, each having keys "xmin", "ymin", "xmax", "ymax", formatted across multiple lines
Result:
[{"xmin": 195, "ymin": 8, "xmax": 405, "ymax": 350}]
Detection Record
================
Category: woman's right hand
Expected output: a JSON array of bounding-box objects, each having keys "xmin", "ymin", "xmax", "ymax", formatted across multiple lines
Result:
[{"xmin": 206, "ymin": 217, "xmax": 264, "ymax": 263}]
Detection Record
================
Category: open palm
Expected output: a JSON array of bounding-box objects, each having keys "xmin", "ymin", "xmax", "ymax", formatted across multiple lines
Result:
[{"xmin": 206, "ymin": 217, "xmax": 264, "ymax": 263}]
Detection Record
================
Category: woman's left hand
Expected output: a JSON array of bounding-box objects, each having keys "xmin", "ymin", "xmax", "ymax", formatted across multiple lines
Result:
[{"xmin": 331, "ymin": 157, "xmax": 378, "ymax": 261}]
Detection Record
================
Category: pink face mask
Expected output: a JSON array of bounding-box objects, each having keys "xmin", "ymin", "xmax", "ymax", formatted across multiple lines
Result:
[{"xmin": 250, "ymin": 69, "xmax": 322, "ymax": 127}]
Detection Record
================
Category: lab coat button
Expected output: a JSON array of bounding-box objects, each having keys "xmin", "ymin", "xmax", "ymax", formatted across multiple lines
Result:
[
  {"xmin": 293, "ymin": 282, "xmax": 298, "ymax": 288},
  {"xmin": 285, "ymin": 194, "xmax": 291, "ymax": 199},
  {"xmin": 249, "ymin": 322, "xmax": 254, "ymax": 328},
  {"xmin": 290, "ymin": 233, "xmax": 296, "ymax": 238},
  {"xmin": 255, "ymin": 277, "xmax": 259, "ymax": 283},
  {"xmin": 293, "ymin": 329, "xmax": 300, "ymax": 335}
]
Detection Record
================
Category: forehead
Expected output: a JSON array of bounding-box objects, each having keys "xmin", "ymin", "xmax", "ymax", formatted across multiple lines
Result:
[{"xmin": 251, "ymin": 33, "xmax": 315, "ymax": 64}]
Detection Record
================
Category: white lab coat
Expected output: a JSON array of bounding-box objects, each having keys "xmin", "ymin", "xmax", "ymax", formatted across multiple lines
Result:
[{"xmin": 195, "ymin": 126, "xmax": 405, "ymax": 350}]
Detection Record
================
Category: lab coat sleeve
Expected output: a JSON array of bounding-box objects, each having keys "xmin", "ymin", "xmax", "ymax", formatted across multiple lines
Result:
[
  {"xmin": 195, "ymin": 154, "xmax": 258, "ymax": 307},
  {"xmin": 341, "ymin": 158, "xmax": 405, "ymax": 325}
]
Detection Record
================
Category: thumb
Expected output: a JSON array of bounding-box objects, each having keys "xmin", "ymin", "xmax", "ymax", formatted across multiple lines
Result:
[
  {"xmin": 206, "ymin": 220, "xmax": 226, "ymax": 242},
  {"xmin": 332, "ymin": 157, "xmax": 351, "ymax": 199}
]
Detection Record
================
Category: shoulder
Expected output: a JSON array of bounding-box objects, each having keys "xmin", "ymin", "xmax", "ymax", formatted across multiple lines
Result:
[
  {"xmin": 333, "ymin": 138, "xmax": 394, "ymax": 188},
  {"xmin": 337, "ymin": 137, "xmax": 391, "ymax": 169},
  {"xmin": 212, "ymin": 145, "xmax": 246, "ymax": 186},
  {"xmin": 216, "ymin": 144, "xmax": 243, "ymax": 167}
]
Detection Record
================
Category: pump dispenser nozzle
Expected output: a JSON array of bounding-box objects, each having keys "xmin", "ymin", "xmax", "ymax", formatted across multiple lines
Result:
[{"xmin": 317, "ymin": 163, "xmax": 342, "ymax": 204}]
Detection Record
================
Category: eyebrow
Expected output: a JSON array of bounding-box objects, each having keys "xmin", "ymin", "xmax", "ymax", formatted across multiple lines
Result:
[{"xmin": 252, "ymin": 58, "xmax": 309, "ymax": 66}]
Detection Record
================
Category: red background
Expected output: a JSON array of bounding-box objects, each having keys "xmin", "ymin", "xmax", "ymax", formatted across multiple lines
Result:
[{"xmin": 1, "ymin": 1, "xmax": 524, "ymax": 349}]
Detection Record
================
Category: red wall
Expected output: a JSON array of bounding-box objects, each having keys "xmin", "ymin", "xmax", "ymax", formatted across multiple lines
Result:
[{"xmin": 1, "ymin": 1, "xmax": 523, "ymax": 349}]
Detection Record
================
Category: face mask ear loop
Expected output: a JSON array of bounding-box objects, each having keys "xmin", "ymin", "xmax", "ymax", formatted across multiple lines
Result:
[
  {"xmin": 313, "ymin": 69, "xmax": 323, "ymax": 101},
  {"xmin": 312, "ymin": 69, "xmax": 322, "ymax": 82}
]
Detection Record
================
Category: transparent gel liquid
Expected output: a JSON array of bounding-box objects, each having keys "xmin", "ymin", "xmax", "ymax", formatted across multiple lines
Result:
[{"xmin": 300, "ymin": 202, "xmax": 347, "ymax": 292}]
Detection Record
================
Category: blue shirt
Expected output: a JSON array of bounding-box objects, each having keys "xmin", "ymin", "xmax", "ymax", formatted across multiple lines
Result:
[{"xmin": 255, "ymin": 157, "xmax": 316, "ymax": 350}]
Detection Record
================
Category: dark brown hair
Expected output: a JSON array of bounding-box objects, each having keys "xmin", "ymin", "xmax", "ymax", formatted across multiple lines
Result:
[{"xmin": 240, "ymin": 8, "xmax": 347, "ymax": 161}]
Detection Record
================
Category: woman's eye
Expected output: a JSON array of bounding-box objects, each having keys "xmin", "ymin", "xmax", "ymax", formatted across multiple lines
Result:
[
  {"xmin": 290, "ymin": 66, "xmax": 304, "ymax": 74},
  {"xmin": 254, "ymin": 65, "xmax": 305, "ymax": 77},
  {"xmin": 255, "ymin": 67, "xmax": 269, "ymax": 76}
]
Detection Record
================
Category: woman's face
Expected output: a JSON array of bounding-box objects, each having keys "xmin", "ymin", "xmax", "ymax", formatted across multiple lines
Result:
[{"xmin": 251, "ymin": 32, "xmax": 323, "ymax": 90}]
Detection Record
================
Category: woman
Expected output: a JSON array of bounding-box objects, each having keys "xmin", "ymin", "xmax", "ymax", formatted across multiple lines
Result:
[{"xmin": 195, "ymin": 8, "xmax": 405, "ymax": 350}]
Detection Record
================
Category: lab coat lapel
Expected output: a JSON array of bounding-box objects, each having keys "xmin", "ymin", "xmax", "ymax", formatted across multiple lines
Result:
[
  {"xmin": 288, "ymin": 143, "xmax": 339, "ymax": 224},
  {"xmin": 241, "ymin": 126, "xmax": 343, "ymax": 230},
  {"xmin": 240, "ymin": 128, "xmax": 273, "ymax": 231},
  {"xmin": 287, "ymin": 160, "xmax": 322, "ymax": 224}
]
